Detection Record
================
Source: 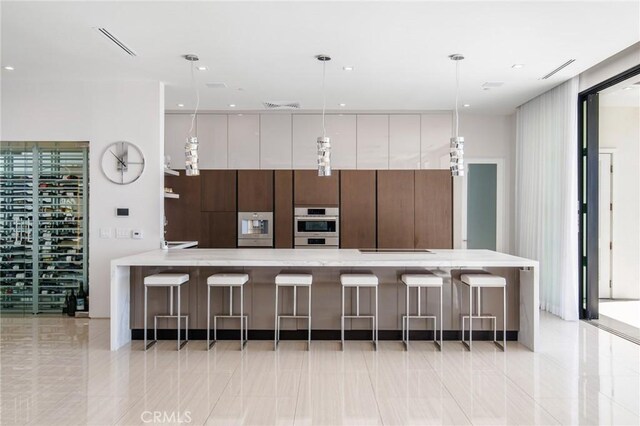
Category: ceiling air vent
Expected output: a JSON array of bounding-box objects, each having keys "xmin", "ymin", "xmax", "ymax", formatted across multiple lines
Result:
[
  {"xmin": 482, "ymin": 82, "xmax": 504, "ymax": 90},
  {"xmin": 541, "ymin": 59, "xmax": 576, "ymax": 79},
  {"xmin": 206, "ymin": 82, "xmax": 228, "ymax": 89},
  {"xmin": 95, "ymin": 28, "xmax": 137, "ymax": 57},
  {"xmin": 263, "ymin": 101, "xmax": 301, "ymax": 110}
]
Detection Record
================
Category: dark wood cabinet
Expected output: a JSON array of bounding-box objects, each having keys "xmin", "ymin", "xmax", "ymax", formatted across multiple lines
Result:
[
  {"xmin": 238, "ymin": 170, "xmax": 273, "ymax": 212},
  {"xmin": 274, "ymin": 171, "xmax": 293, "ymax": 248},
  {"xmin": 200, "ymin": 212, "xmax": 236, "ymax": 248},
  {"xmin": 293, "ymin": 170, "xmax": 340, "ymax": 207},
  {"xmin": 414, "ymin": 170, "xmax": 453, "ymax": 248},
  {"xmin": 377, "ymin": 170, "xmax": 415, "ymax": 249},
  {"xmin": 164, "ymin": 174, "xmax": 201, "ymax": 242},
  {"xmin": 201, "ymin": 170, "xmax": 237, "ymax": 212},
  {"xmin": 340, "ymin": 170, "xmax": 376, "ymax": 248}
]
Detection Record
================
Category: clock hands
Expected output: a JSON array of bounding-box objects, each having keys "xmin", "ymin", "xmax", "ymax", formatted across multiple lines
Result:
[{"xmin": 110, "ymin": 150, "xmax": 127, "ymax": 168}]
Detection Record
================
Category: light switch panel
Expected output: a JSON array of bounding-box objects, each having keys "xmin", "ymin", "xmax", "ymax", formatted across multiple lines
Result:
[
  {"xmin": 99, "ymin": 228, "xmax": 111, "ymax": 239},
  {"xmin": 116, "ymin": 228, "xmax": 130, "ymax": 239}
]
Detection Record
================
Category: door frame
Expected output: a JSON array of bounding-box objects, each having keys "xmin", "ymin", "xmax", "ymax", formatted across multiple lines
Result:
[
  {"xmin": 578, "ymin": 63, "xmax": 640, "ymax": 319},
  {"xmin": 458, "ymin": 158, "xmax": 506, "ymax": 252}
]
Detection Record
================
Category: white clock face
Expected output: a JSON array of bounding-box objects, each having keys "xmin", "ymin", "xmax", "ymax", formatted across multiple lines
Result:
[{"xmin": 100, "ymin": 141, "xmax": 145, "ymax": 185}]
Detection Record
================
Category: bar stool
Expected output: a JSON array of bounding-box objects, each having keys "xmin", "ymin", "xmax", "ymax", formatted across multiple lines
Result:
[
  {"xmin": 340, "ymin": 273, "xmax": 378, "ymax": 351},
  {"xmin": 401, "ymin": 272, "xmax": 443, "ymax": 351},
  {"xmin": 143, "ymin": 273, "xmax": 189, "ymax": 351},
  {"xmin": 207, "ymin": 273, "xmax": 249, "ymax": 351},
  {"xmin": 274, "ymin": 273, "xmax": 313, "ymax": 351},
  {"xmin": 460, "ymin": 272, "xmax": 506, "ymax": 351}
]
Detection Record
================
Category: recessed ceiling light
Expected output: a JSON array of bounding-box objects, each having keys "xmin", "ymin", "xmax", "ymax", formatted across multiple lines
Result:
[
  {"xmin": 3, "ymin": 66, "xmax": 14, "ymax": 71},
  {"xmin": 197, "ymin": 66, "xmax": 208, "ymax": 71},
  {"xmin": 229, "ymin": 104, "xmax": 236, "ymax": 108},
  {"xmin": 343, "ymin": 66, "xmax": 354, "ymax": 71},
  {"xmin": 463, "ymin": 104, "xmax": 470, "ymax": 108},
  {"xmin": 623, "ymin": 86, "xmax": 633, "ymax": 91},
  {"xmin": 177, "ymin": 103, "xmax": 184, "ymax": 108},
  {"xmin": 512, "ymin": 64, "xmax": 524, "ymax": 69},
  {"xmin": 339, "ymin": 103, "xmax": 346, "ymax": 107}
]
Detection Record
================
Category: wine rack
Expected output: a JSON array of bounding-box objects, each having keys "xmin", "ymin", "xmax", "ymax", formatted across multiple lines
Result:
[{"xmin": 0, "ymin": 142, "xmax": 88, "ymax": 314}]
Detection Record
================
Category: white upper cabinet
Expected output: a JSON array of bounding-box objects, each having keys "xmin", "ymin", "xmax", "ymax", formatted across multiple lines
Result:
[
  {"xmin": 326, "ymin": 115, "xmax": 357, "ymax": 169},
  {"xmin": 228, "ymin": 114, "xmax": 260, "ymax": 169},
  {"xmin": 260, "ymin": 114, "xmax": 292, "ymax": 169},
  {"xmin": 421, "ymin": 113, "xmax": 452, "ymax": 169},
  {"xmin": 197, "ymin": 114, "xmax": 228, "ymax": 169},
  {"xmin": 292, "ymin": 115, "xmax": 322, "ymax": 169},
  {"xmin": 357, "ymin": 115, "xmax": 389, "ymax": 169},
  {"xmin": 164, "ymin": 114, "xmax": 194, "ymax": 171},
  {"xmin": 389, "ymin": 114, "xmax": 421, "ymax": 169}
]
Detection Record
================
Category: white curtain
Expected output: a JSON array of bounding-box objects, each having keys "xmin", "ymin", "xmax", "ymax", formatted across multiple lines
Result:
[{"xmin": 515, "ymin": 77, "xmax": 579, "ymax": 320}]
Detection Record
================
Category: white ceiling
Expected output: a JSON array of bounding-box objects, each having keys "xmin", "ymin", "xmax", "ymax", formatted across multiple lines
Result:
[
  {"xmin": 2, "ymin": 1, "xmax": 639, "ymax": 114},
  {"xmin": 600, "ymin": 75, "xmax": 640, "ymax": 108}
]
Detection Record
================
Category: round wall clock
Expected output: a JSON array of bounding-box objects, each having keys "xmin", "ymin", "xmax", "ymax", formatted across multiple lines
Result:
[{"xmin": 100, "ymin": 141, "xmax": 145, "ymax": 185}]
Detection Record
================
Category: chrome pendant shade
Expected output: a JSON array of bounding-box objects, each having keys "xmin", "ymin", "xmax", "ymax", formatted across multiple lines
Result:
[
  {"xmin": 317, "ymin": 136, "xmax": 331, "ymax": 177},
  {"xmin": 184, "ymin": 54, "xmax": 201, "ymax": 176},
  {"xmin": 316, "ymin": 54, "xmax": 331, "ymax": 177},
  {"xmin": 449, "ymin": 53, "xmax": 465, "ymax": 177}
]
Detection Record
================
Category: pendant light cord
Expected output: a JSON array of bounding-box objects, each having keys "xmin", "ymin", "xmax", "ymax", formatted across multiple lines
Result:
[
  {"xmin": 188, "ymin": 60, "xmax": 200, "ymax": 137},
  {"xmin": 321, "ymin": 59, "xmax": 327, "ymax": 138},
  {"xmin": 455, "ymin": 59, "xmax": 460, "ymax": 138}
]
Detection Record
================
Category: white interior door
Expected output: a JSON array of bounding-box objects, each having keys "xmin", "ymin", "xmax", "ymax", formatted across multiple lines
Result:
[{"xmin": 599, "ymin": 153, "xmax": 613, "ymax": 299}]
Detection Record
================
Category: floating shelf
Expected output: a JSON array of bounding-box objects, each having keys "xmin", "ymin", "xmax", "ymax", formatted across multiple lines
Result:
[
  {"xmin": 164, "ymin": 192, "xmax": 180, "ymax": 199},
  {"xmin": 164, "ymin": 168, "xmax": 179, "ymax": 176}
]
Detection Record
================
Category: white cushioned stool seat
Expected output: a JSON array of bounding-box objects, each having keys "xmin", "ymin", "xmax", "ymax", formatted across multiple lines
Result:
[
  {"xmin": 461, "ymin": 273, "xmax": 506, "ymax": 287},
  {"xmin": 144, "ymin": 273, "xmax": 189, "ymax": 286},
  {"xmin": 401, "ymin": 273, "xmax": 443, "ymax": 287},
  {"xmin": 275, "ymin": 273, "xmax": 312, "ymax": 286},
  {"xmin": 340, "ymin": 274, "xmax": 378, "ymax": 287},
  {"xmin": 208, "ymin": 273, "xmax": 249, "ymax": 286}
]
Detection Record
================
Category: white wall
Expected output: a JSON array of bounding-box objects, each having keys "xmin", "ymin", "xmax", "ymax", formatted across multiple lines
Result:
[
  {"xmin": 599, "ymin": 106, "xmax": 640, "ymax": 299},
  {"xmin": 580, "ymin": 42, "xmax": 640, "ymax": 92},
  {"xmin": 1, "ymin": 80, "xmax": 164, "ymax": 318}
]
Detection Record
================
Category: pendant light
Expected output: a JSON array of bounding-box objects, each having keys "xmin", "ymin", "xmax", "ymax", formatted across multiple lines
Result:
[
  {"xmin": 449, "ymin": 53, "xmax": 465, "ymax": 177},
  {"xmin": 316, "ymin": 54, "xmax": 331, "ymax": 177},
  {"xmin": 184, "ymin": 54, "xmax": 201, "ymax": 176}
]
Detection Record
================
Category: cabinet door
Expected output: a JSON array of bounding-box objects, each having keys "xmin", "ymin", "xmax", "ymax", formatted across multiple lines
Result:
[
  {"xmin": 200, "ymin": 212, "xmax": 236, "ymax": 248},
  {"xmin": 389, "ymin": 114, "xmax": 420, "ymax": 169},
  {"xmin": 260, "ymin": 114, "xmax": 292, "ymax": 169},
  {"xmin": 292, "ymin": 115, "xmax": 322, "ymax": 169},
  {"xmin": 377, "ymin": 170, "xmax": 414, "ymax": 248},
  {"xmin": 326, "ymin": 115, "xmax": 357, "ymax": 170},
  {"xmin": 198, "ymin": 114, "xmax": 228, "ymax": 169},
  {"xmin": 238, "ymin": 170, "xmax": 273, "ymax": 212},
  {"xmin": 414, "ymin": 170, "xmax": 453, "ymax": 248},
  {"xmin": 293, "ymin": 170, "xmax": 340, "ymax": 207},
  {"xmin": 274, "ymin": 170, "xmax": 293, "ymax": 248},
  {"xmin": 165, "ymin": 114, "xmax": 194, "ymax": 171},
  {"xmin": 421, "ymin": 113, "xmax": 452, "ymax": 169},
  {"xmin": 164, "ymin": 174, "xmax": 201, "ymax": 241},
  {"xmin": 228, "ymin": 114, "xmax": 260, "ymax": 169},
  {"xmin": 357, "ymin": 115, "xmax": 389, "ymax": 169},
  {"xmin": 201, "ymin": 170, "xmax": 236, "ymax": 212},
  {"xmin": 340, "ymin": 170, "xmax": 376, "ymax": 248}
]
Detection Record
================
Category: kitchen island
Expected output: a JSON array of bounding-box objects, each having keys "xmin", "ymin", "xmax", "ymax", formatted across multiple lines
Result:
[{"xmin": 111, "ymin": 249, "xmax": 539, "ymax": 351}]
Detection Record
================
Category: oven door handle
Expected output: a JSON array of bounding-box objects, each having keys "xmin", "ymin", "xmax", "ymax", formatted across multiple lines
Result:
[{"xmin": 296, "ymin": 216, "xmax": 339, "ymax": 221}]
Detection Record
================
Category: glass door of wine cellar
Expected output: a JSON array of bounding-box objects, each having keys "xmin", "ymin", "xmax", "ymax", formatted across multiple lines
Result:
[{"xmin": 0, "ymin": 142, "xmax": 88, "ymax": 314}]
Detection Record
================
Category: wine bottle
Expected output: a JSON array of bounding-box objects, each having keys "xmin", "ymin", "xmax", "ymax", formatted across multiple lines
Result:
[
  {"xmin": 77, "ymin": 286, "xmax": 86, "ymax": 311},
  {"xmin": 67, "ymin": 289, "xmax": 77, "ymax": 317}
]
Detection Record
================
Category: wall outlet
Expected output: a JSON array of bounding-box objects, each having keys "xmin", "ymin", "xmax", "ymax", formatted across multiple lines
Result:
[
  {"xmin": 132, "ymin": 229, "xmax": 143, "ymax": 240},
  {"xmin": 99, "ymin": 228, "xmax": 111, "ymax": 239},
  {"xmin": 116, "ymin": 228, "xmax": 130, "ymax": 239}
]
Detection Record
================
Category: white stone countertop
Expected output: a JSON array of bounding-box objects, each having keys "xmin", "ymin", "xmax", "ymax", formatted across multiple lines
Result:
[{"xmin": 112, "ymin": 248, "xmax": 538, "ymax": 268}]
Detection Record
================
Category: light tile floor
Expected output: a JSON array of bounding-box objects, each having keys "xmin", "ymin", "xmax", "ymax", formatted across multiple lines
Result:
[{"xmin": 1, "ymin": 312, "xmax": 639, "ymax": 425}]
